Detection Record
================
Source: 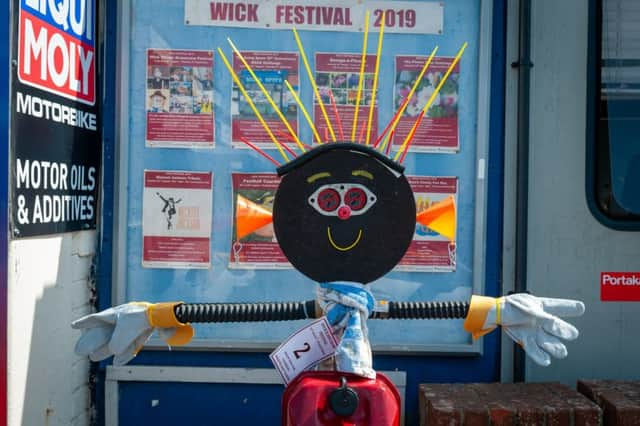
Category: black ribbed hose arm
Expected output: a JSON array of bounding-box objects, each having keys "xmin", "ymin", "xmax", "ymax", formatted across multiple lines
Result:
[{"xmin": 174, "ymin": 300, "xmax": 470, "ymax": 323}]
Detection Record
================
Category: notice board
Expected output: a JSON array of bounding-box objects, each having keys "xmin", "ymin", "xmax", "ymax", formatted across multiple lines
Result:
[{"xmin": 115, "ymin": 0, "xmax": 492, "ymax": 352}]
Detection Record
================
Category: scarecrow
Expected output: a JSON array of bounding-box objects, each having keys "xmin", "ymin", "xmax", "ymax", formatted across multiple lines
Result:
[{"xmin": 73, "ymin": 23, "xmax": 584, "ymax": 376}]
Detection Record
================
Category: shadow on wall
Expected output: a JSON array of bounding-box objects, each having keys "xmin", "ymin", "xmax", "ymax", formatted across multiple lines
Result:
[{"xmin": 18, "ymin": 232, "xmax": 95, "ymax": 426}]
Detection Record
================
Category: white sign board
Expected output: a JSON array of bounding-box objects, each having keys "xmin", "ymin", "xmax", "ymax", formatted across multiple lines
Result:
[{"xmin": 185, "ymin": 0, "xmax": 443, "ymax": 34}]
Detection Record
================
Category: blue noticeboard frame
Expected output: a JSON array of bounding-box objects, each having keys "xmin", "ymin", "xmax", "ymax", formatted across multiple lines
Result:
[{"xmin": 113, "ymin": 0, "xmax": 493, "ymax": 353}]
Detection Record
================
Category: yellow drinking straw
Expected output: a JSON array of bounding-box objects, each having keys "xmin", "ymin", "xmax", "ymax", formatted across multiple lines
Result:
[
  {"xmin": 293, "ymin": 27, "xmax": 337, "ymax": 142},
  {"xmin": 351, "ymin": 10, "xmax": 370, "ymax": 142},
  {"xmin": 378, "ymin": 46, "xmax": 438, "ymax": 154},
  {"xmin": 365, "ymin": 11, "xmax": 385, "ymax": 145},
  {"xmin": 394, "ymin": 42, "xmax": 468, "ymax": 161},
  {"xmin": 218, "ymin": 48, "xmax": 289, "ymax": 162},
  {"xmin": 227, "ymin": 39, "xmax": 306, "ymax": 153},
  {"xmin": 284, "ymin": 79, "xmax": 322, "ymax": 145}
]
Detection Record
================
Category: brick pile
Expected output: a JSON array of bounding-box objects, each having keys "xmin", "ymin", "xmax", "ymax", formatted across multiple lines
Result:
[
  {"xmin": 419, "ymin": 382, "xmax": 601, "ymax": 425},
  {"xmin": 578, "ymin": 380, "xmax": 640, "ymax": 425}
]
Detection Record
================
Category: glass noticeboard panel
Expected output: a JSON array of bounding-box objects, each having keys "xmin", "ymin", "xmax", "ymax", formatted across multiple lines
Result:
[{"xmin": 115, "ymin": 0, "xmax": 492, "ymax": 352}]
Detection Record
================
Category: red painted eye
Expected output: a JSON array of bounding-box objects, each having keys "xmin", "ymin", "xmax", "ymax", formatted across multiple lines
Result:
[
  {"xmin": 344, "ymin": 188, "xmax": 367, "ymax": 211},
  {"xmin": 317, "ymin": 188, "xmax": 340, "ymax": 212}
]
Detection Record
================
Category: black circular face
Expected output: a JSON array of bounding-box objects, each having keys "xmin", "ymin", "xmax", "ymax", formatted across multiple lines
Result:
[{"xmin": 273, "ymin": 143, "xmax": 416, "ymax": 284}]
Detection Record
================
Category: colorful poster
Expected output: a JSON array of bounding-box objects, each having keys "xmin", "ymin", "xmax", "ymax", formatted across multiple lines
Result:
[
  {"xmin": 392, "ymin": 56, "xmax": 460, "ymax": 153},
  {"xmin": 314, "ymin": 53, "xmax": 378, "ymax": 143},
  {"xmin": 231, "ymin": 51, "xmax": 299, "ymax": 149},
  {"xmin": 397, "ymin": 176, "xmax": 458, "ymax": 272},
  {"xmin": 146, "ymin": 49, "xmax": 215, "ymax": 148},
  {"xmin": 142, "ymin": 170, "xmax": 213, "ymax": 269},
  {"xmin": 230, "ymin": 173, "xmax": 290, "ymax": 269},
  {"xmin": 185, "ymin": 0, "xmax": 444, "ymax": 35}
]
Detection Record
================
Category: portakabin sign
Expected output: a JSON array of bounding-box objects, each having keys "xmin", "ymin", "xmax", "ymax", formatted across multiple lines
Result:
[{"xmin": 11, "ymin": 0, "xmax": 101, "ymax": 238}]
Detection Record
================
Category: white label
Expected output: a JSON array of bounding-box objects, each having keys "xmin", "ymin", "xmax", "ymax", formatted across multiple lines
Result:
[
  {"xmin": 185, "ymin": 0, "xmax": 444, "ymax": 35},
  {"xmin": 269, "ymin": 317, "xmax": 338, "ymax": 385}
]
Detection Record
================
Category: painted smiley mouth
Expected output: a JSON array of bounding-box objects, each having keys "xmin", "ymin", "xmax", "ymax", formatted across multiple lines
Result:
[{"xmin": 327, "ymin": 227, "xmax": 363, "ymax": 251}]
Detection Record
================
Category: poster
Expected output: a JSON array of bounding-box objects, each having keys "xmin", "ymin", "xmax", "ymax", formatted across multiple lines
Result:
[
  {"xmin": 142, "ymin": 170, "xmax": 213, "ymax": 269},
  {"xmin": 396, "ymin": 176, "xmax": 458, "ymax": 272},
  {"xmin": 185, "ymin": 0, "xmax": 444, "ymax": 35},
  {"xmin": 314, "ymin": 53, "xmax": 378, "ymax": 143},
  {"xmin": 230, "ymin": 173, "xmax": 290, "ymax": 269},
  {"xmin": 146, "ymin": 49, "xmax": 215, "ymax": 148},
  {"xmin": 392, "ymin": 56, "xmax": 460, "ymax": 153},
  {"xmin": 11, "ymin": 0, "xmax": 100, "ymax": 238},
  {"xmin": 231, "ymin": 51, "xmax": 299, "ymax": 149}
]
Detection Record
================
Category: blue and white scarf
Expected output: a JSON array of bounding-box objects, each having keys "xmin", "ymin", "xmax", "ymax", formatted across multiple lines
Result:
[{"xmin": 317, "ymin": 281, "xmax": 376, "ymax": 379}]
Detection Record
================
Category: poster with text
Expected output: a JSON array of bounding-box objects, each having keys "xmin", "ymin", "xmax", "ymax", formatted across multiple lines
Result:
[
  {"xmin": 231, "ymin": 51, "xmax": 299, "ymax": 149},
  {"xmin": 143, "ymin": 170, "xmax": 213, "ymax": 269},
  {"xmin": 396, "ymin": 176, "xmax": 457, "ymax": 272},
  {"xmin": 392, "ymin": 56, "xmax": 459, "ymax": 153},
  {"xmin": 146, "ymin": 49, "xmax": 215, "ymax": 148},
  {"xmin": 314, "ymin": 53, "xmax": 378, "ymax": 144},
  {"xmin": 11, "ymin": 0, "xmax": 100, "ymax": 238},
  {"xmin": 230, "ymin": 173, "xmax": 291, "ymax": 269}
]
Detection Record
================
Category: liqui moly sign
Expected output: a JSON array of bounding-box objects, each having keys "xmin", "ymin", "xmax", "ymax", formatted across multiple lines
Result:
[
  {"xmin": 18, "ymin": 0, "xmax": 95, "ymax": 105},
  {"xmin": 601, "ymin": 272, "xmax": 640, "ymax": 301}
]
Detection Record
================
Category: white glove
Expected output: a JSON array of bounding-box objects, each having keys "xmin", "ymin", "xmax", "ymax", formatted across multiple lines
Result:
[
  {"xmin": 71, "ymin": 302, "xmax": 194, "ymax": 366},
  {"xmin": 464, "ymin": 293, "xmax": 585, "ymax": 367}
]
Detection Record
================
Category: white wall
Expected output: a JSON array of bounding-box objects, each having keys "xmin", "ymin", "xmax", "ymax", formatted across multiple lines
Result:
[
  {"xmin": 526, "ymin": 0, "xmax": 640, "ymax": 383},
  {"xmin": 7, "ymin": 231, "xmax": 96, "ymax": 426}
]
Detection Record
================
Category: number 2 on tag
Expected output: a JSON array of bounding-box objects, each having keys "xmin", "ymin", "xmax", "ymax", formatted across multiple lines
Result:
[{"xmin": 293, "ymin": 342, "xmax": 311, "ymax": 359}]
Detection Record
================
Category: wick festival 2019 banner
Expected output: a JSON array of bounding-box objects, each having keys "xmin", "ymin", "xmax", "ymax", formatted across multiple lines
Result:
[
  {"xmin": 185, "ymin": 0, "xmax": 443, "ymax": 35},
  {"xmin": 11, "ymin": 0, "xmax": 100, "ymax": 238}
]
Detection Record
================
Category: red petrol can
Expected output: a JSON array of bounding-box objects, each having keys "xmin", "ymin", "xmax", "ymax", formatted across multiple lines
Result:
[{"xmin": 281, "ymin": 371, "xmax": 401, "ymax": 426}]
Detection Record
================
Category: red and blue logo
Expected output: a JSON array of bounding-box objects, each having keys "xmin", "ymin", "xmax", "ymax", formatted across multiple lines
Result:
[{"xmin": 18, "ymin": 0, "xmax": 96, "ymax": 105}]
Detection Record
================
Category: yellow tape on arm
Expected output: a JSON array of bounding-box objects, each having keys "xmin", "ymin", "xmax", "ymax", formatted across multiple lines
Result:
[
  {"xmin": 496, "ymin": 297, "xmax": 505, "ymax": 325},
  {"xmin": 463, "ymin": 295, "xmax": 497, "ymax": 339},
  {"xmin": 147, "ymin": 302, "xmax": 185, "ymax": 328},
  {"xmin": 147, "ymin": 302, "xmax": 194, "ymax": 347}
]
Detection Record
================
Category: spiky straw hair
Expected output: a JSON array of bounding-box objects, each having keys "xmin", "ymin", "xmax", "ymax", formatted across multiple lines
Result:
[{"xmin": 217, "ymin": 11, "xmax": 467, "ymax": 169}]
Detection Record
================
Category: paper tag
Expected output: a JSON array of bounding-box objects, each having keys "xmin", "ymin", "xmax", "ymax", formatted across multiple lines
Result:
[{"xmin": 269, "ymin": 317, "xmax": 338, "ymax": 385}]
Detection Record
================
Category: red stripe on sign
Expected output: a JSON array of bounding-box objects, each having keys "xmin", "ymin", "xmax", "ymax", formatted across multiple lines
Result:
[
  {"xmin": 144, "ymin": 171, "xmax": 212, "ymax": 189},
  {"xmin": 601, "ymin": 272, "xmax": 640, "ymax": 301},
  {"xmin": 143, "ymin": 236, "xmax": 210, "ymax": 263},
  {"xmin": 18, "ymin": 9, "xmax": 95, "ymax": 105}
]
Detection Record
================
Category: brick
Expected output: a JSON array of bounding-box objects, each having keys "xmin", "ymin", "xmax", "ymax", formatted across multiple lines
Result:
[
  {"xmin": 546, "ymin": 407, "xmax": 571, "ymax": 426},
  {"xmin": 488, "ymin": 406, "xmax": 515, "ymax": 426},
  {"xmin": 578, "ymin": 380, "xmax": 640, "ymax": 425},
  {"xmin": 420, "ymin": 382, "xmax": 601, "ymax": 426},
  {"xmin": 575, "ymin": 406, "xmax": 603, "ymax": 426},
  {"xmin": 427, "ymin": 398, "xmax": 462, "ymax": 426}
]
